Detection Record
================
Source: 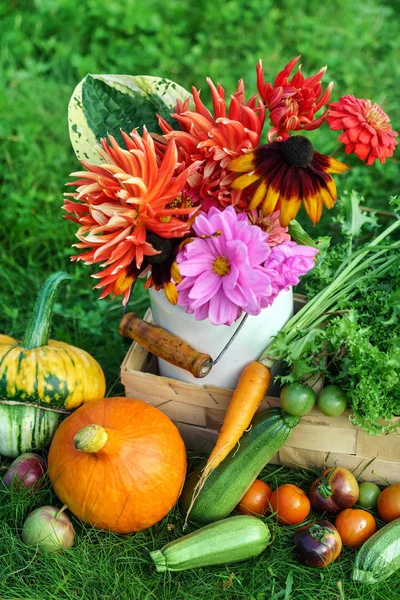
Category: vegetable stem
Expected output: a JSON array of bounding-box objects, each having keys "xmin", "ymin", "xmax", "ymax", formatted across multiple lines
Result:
[
  {"xmin": 23, "ymin": 272, "xmax": 71, "ymax": 349},
  {"xmin": 259, "ymin": 220, "xmax": 400, "ymax": 367},
  {"xmin": 74, "ymin": 425, "xmax": 109, "ymax": 453}
]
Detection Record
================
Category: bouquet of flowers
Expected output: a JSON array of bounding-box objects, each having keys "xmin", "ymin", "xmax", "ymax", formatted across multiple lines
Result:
[{"xmin": 63, "ymin": 56, "xmax": 397, "ymax": 326}]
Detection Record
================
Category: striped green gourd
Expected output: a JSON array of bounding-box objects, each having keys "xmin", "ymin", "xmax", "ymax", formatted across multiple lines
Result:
[
  {"xmin": 150, "ymin": 515, "xmax": 270, "ymax": 572},
  {"xmin": 353, "ymin": 518, "xmax": 400, "ymax": 584},
  {"xmin": 0, "ymin": 272, "xmax": 106, "ymax": 457},
  {"xmin": 181, "ymin": 407, "xmax": 300, "ymax": 523}
]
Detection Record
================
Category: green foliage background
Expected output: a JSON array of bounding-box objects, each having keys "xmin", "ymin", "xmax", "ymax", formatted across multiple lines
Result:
[{"xmin": 0, "ymin": 2, "xmax": 399, "ymax": 596}]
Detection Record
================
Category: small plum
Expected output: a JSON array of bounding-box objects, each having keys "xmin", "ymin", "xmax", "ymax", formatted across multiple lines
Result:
[{"xmin": 4, "ymin": 453, "xmax": 46, "ymax": 490}]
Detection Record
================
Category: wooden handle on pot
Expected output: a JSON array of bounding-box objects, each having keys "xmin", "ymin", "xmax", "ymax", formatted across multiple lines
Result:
[{"xmin": 119, "ymin": 313, "xmax": 213, "ymax": 379}]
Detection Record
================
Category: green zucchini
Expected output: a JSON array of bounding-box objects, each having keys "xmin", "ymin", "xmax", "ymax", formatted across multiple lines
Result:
[
  {"xmin": 181, "ymin": 407, "xmax": 300, "ymax": 523},
  {"xmin": 353, "ymin": 518, "xmax": 400, "ymax": 584},
  {"xmin": 150, "ymin": 515, "xmax": 270, "ymax": 572}
]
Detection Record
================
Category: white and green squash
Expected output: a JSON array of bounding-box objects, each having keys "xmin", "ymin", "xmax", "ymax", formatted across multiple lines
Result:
[
  {"xmin": 0, "ymin": 272, "xmax": 106, "ymax": 457},
  {"xmin": 353, "ymin": 518, "xmax": 400, "ymax": 584}
]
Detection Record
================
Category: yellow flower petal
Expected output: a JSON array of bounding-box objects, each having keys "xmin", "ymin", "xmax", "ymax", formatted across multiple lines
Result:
[
  {"xmin": 231, "ymin": 172, "xmax": 260, "ymax": 190},
  {"xmin": 302, "ymin": 196, "xmax": 323, "ymax": 225},
  {"xmin": 170, "ymin": 261, "xmax": 182, "ymax": 284},
  {"xmin": 229, "ymin": 152, "xmax": 256, "ymax": 173},
  {"xmin": 114, "ymin": 271, "xmax": 135, "ymax": 294},
  {"xmin": 261, "ymin": 186, "xmax": 280, "ymax": 215},
  {"xmin": 279, "ymin": 196, "xmax": 302, "ymax": 226},
  {"xmin": 248, "ymin": 180, "xmax": 268, "ymax": 210},
  {"xmin": 325, "ymin": 176, "xmax": 337, "ymax": 201},
  {"xmin": 326, "ymin": 157, "xmax": 349, "ymax": 174},
  {"xmin": 163, "ymin": 281, "xmax": 178, "ymax": 304},
  {"xmin": 320, "ymin": 185, "xmax": 336, "ymax": 209}
]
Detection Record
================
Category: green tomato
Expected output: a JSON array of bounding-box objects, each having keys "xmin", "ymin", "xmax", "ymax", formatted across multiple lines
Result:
[
  {"xmin": 357, "ymin": 482, "xmax": 381, "ymax": 509},
  {"xmin": 280, "ymin": 382, "xmax": 316, "ymax": 416},
  {"xmin": 317, "ymin": 385, "xmax": 347, "ymax": 417}
]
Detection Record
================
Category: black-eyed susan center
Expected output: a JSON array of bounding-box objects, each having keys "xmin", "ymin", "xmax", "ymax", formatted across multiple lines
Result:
[
  {"xmin": 146, "ymin": 232, "xmax": 172, "ymax": 265},
  {"xmin": 213, "ymin": 256, "xmax": 231, "ymax": 276},
  {"xmin": 279, "ymin": 136, "xmax": 314, "ymax": 167}
]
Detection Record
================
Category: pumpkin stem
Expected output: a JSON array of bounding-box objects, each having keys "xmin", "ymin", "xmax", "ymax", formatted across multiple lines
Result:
[
  {"xmin": 23, "ymin": 272, "xmax": 71, "ymax": 349},
  {"xmin": 74, "ymin": 424, "xmax": 108, "ymax": 453}
]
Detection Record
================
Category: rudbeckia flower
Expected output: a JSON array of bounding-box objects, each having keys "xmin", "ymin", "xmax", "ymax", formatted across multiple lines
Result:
[
  {"xmin": 63, "ymin": 128, "xmax": 199, "ymax": 305},
  {"xmin": 326, "ymin": 95, "xmax": 398, "ymax": 165},
  {"xmin": 229, "ymin": 135, "xmax": 348, "ymax": 226},
  {"xmin": 257, "ymin": 56, "xmax": 333, "ymax": 141},
  {"xmin": 158, "ymin": 78, "xmax": 265, "ymax": 210}
]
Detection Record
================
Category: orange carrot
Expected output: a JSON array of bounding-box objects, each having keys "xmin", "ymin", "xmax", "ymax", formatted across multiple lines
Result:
[
  {"xmin": 182, "ymin": 360, "xmax": 272, "ymax": 526},
  {"xmin": 202, "ymin": 360, "xmax": 271, "ymax": 478}
]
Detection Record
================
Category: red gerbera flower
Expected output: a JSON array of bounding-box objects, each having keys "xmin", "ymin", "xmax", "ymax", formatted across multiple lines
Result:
[
  {"xmin": 63, "ymin": 128, "xmax": 199, "ymax": 305},
  {"xmin": 158, "ymin": 78, "xmax": 265, "ymax": 209},
  {"xmin": 257, "ymin": 56, "xmax": 333, "ymax": 141},
  {"xmin": 326, "ymin": 95, "xmax": 398, "ymax": 165}
]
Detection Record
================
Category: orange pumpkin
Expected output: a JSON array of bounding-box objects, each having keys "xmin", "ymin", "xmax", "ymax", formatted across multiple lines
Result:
[{"xmin": 47, "ymin": 397, "xmax": 187, "ymax": 533}]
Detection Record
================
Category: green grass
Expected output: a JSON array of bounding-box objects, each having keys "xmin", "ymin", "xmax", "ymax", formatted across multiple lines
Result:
[
  {"xmin": 0, "ymin": 0, "xmax": 399, "ymax": 597},
  {"xmin": 1, "ymin": 459, "xmax": 399, "ymax": 600}
]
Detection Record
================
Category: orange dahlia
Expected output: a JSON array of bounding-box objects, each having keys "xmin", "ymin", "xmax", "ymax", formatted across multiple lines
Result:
[
  {"xmin": 257, "ymin": 56, "xmax": 333, "ymax": 141},
  {"xmin": 229, "ymin": 135, "xmax": 348, "ymax": 226},
  {"xmin": 326, "ymin": 95, "xmax": 398, "ymax": 165},
  {"xmin": 63, "ymin": 128, "xmax": 199, "ymax": 305},
  {"xmin": 158, "ymin": 78, "xmax": 265, "ymax": 209}
]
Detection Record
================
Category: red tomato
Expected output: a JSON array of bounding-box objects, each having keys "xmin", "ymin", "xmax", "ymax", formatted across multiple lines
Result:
[
  {"xmin": 377, "ymin": 483, "xmax": 400, "ymax": 523},
  {"xmin": 335, "ymin": 509, "xmax": 377, "ymax": 548},
  {"xmin": 309, "ymin": 467, "xmax": 359, "ymax": 515},
  {"xmin": 270, "ymin": 483, "xmax": 311, "ymax": 525},
  {"xmin": 236, "ymin": 480, "xmax": 272, "ymax": 516}
]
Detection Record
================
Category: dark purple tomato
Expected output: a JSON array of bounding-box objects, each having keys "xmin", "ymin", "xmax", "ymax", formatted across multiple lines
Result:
[
  {"xmin": 293, "ymin": 520, "xmax": 342, "ymax": 568},
  {"xmin": 308, "ymin": 467, "xmax": 359, "ymax": 515},
  {"xmin": 3, "ymin": 453, "xmax": 46, "ymax": 490}
]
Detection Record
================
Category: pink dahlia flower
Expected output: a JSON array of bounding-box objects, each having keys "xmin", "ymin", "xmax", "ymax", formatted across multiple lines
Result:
[
  {"xmin": 326, "ymin": 95, "xmax": 398, "ymax": 165},
  {"xmin": 263, "ymin": 241, "xmax": 319, "ymax": 304},
  {"xmin": 176, "ymin": 206, "xmax": 272, "ymax": 325},
  {"xmin": 248, "ymin": 210, "xmax": 291, "ymax": 246}
]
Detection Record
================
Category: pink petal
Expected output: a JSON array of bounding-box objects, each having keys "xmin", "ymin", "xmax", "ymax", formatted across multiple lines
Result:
[{"xmin": 188, "ymin": 270, "xmax": 221, "ymax": 301}]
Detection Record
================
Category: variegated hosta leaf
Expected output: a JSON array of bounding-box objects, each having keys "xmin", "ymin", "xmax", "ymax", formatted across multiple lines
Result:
[{"xmin": 68, "ymin": 74, "xmax": 192, "ymax": 165}]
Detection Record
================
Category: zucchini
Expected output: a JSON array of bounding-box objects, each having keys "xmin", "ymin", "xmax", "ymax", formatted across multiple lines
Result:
[
  {"xmin": 150, "ymin": 515, "xmax": 270, "ymax": 572},
  {"xmin": 353, "ymin": 518, "xmax": 400, "ymax": 584},
  {"xmin": 181, "ymin": 407, "xmax": 299, "ymax": 523}
]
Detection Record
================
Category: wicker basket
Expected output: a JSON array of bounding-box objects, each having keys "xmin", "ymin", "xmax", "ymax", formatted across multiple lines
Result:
[{"xmin": 121, "ymin": 303, "xmax": 400, "ymax": 485}]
